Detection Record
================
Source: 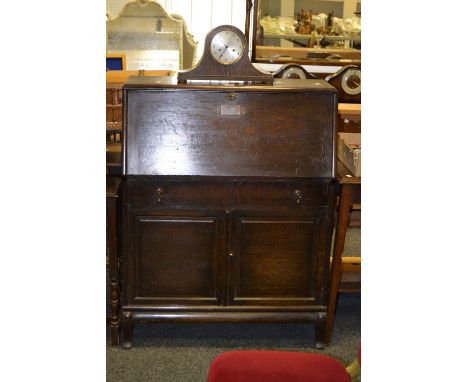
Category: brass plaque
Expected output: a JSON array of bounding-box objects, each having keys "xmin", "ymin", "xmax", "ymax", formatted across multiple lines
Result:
[{"xmin": 220, "ymin": 104, "xmax": 241, "ymax": 116}]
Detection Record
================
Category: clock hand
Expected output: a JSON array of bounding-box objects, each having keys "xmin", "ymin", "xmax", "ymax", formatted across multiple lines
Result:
[{"xmin": 218, "ymin": 45, "xmax": 229, "ymax": 59}]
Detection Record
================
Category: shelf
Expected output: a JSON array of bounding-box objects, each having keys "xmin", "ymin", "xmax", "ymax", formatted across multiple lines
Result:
[
  {"xmin": 106, "ymin": 70, "xmax": 174, "ymax": 84},
  {"xmin": 264, "ymin": 32, "xmax": 360, "ymax": 42},
  {"xmin": 338, "ymin": 103, "xmax": 361, "ymax": 121},
  {"xmin": 339, "ymin": 260, "xmax": 361, "ymax": 292},
  {"xmin": 329, "ymin": 257, "xmax": 361, "ymax": 293},
  {"xmin": 257, "ymin": 45, "xmax": 360, "ymax": 57},
  {"xmin": 106, "ymin": 122, "xmax": 122, "ymax": 130},
  {"xmin": 106, "ymin": 143, "xmax": 122, "ymax": 153}
]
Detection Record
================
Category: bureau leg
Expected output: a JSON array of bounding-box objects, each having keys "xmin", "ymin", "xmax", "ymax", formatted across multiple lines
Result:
[
  {"xmin": 121, "ymin": 311, "xmax": 133, "ymax": 349},
  {"xmin": 315, "ymin": 312, "xmax": 327, "ymax": 349},
  {"xmin": 110, "ymin": 279, "xmax": 120, "ymax": 346}
]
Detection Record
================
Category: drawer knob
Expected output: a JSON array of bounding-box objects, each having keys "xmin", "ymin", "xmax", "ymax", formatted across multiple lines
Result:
[
  {"xmin": 154, "ymin": 188, "xmax": 163, "ymax": 203},
  {"xmin": 229, "ymin": 252, "xmax": 234, "ymax": 257},
  {"xmin": 294, "ymin": 190, "xmax": 304, "ymax": 204}
]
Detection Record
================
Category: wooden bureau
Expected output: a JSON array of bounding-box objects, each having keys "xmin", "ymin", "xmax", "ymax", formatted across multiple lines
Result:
[{"xmin": 120, "ymin": 76, "xmax": 337, "ymax": 348}]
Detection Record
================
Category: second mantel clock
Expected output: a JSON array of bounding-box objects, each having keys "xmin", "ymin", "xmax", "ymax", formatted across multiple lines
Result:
[
  {"xmin": 325, "ymin": 65, "xmax": 361, "ymax": 103},
  {"xmin": 178, "ymin": 25, "xmax": 273, "ymax": 83}
]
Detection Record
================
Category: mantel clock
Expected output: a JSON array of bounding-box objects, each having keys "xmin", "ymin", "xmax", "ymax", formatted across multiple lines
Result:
[
  {"xmin": 177, "ymin": 25, "xmax": 273, "ymax": 83},
  {"xmin": 325, "ymin": 65, "xmax": 361, "ymax": 103}
]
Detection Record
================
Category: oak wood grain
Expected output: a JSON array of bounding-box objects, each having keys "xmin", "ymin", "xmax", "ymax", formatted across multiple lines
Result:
[{"xmin": 120, "ymin": 79, "xmax": 337, "ymax": 348}]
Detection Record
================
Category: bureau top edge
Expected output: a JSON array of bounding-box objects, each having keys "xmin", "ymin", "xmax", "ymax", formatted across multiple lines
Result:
[{"xmin": 122, "ymin": 76, "xmax": 338, "ymax": 94}]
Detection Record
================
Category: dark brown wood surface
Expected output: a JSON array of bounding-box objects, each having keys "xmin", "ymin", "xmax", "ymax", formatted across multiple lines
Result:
[
  {"xmin": 124, "ymin": 177, "xmax": 332, "ymax": 209},
  {"xmin": 126, "ymin": 210, "xmax": 226, "ymax": 306},
  {"xmin": 106, "ymin": 175, "xmax": 121, "ymax": 346},
  {"xmin": 245, "ymin": 0, "xmax": 253, "ymax": 44},
  {"xmin": 120, "ymin": 80, "xmax": 337, "ymax": 349},
  {"xmin": 124, "ymin": 79, "xmax": 337, "ymax": 178},
  {"xmin": 337, "ymin": 118, "xmax": 361, "ymax": 133},
  {"xmin": 229, "ymin": 210, "xmax": 323, "ymax": 305}
]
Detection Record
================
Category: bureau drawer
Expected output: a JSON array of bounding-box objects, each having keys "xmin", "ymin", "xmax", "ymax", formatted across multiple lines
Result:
[{"xmin": 124, "ymin": 178, "xmax": 333, "ymax": 209}]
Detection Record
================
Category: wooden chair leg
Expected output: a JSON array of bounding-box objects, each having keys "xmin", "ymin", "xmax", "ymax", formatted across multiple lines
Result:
[{"xmin": 325, "ymin": 185, "xmax": 352, "ymax": 344}]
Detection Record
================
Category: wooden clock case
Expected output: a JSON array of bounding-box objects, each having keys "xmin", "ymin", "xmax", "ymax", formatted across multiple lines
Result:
[
  {"xmin": 120, "ymin": 76, "xmax": 338, "ymax": 349},
  {"xmin": 273, "ymin": 63, "xmax": 317, "ymax": 79},
  {"xmin": 325, "ymin": 65, "xmax": 361, "ymax": 103},
  {"xmin": 177, "ymin": 25, "xmax": 272, "ymax": 83}
]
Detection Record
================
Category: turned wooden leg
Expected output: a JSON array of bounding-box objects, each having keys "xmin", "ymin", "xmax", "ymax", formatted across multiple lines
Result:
[
  {"xmin": 325, "ymin": 185, "xmax": 352, "ymax": 344},
  {"xmin": 315, "ymin": 312, "xmax": 327, "ymax": 349},
  {"xmin": 107, "ymin": 196, "xmax": 120, "ymax": 346},
  {"xmin": 110, "ymin": 279, "xmax": 120, "ymax": 346},
  {"xmin": 121, "ymin": 311, "xmax": 134, "ymax": 349}
]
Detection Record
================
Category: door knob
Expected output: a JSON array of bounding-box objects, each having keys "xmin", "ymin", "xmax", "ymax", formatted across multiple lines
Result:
[
  {"xmin": 154, "ymin": 188, "xmax": 162, "ymax": 203},
  {"xmin": 294, "ymin": 190, "xmax": 304, "ymax": 204}
]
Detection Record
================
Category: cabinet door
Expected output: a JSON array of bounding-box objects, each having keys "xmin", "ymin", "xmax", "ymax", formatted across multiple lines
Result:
[
  {"xmin": 124, "ymin": 210, "xmax": 226, "ymax": 306},
  {"xmin": 228, "ymin": 210, "xmax": 329, "ymax": 307}
]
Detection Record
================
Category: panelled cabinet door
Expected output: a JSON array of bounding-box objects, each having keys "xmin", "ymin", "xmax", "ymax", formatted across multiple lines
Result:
[
  {"xmin": 124, "ymin": 209, "xmax": 227, "ymax": 306},
  {"xmin": 227, "ymin": 210, "xmax": 328, "ymax": 307}
]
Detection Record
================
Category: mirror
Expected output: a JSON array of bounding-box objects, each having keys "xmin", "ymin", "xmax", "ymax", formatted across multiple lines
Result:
[
  {"xmin": 106, "ymin": 0, "xmax": 197, "ymax": 71},
  {"xmin": 251, "ymin": 0, "xmax": 360, "ymax": 67}
]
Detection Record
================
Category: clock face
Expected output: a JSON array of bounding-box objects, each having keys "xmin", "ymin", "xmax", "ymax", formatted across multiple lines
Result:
[
  {"xmin": 209, "ymin": 30, "xmax": 244, "ymax": 65},
  {"xmin": 341, "ymin": 68, "xmax": 361, "ymax": 95}
]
